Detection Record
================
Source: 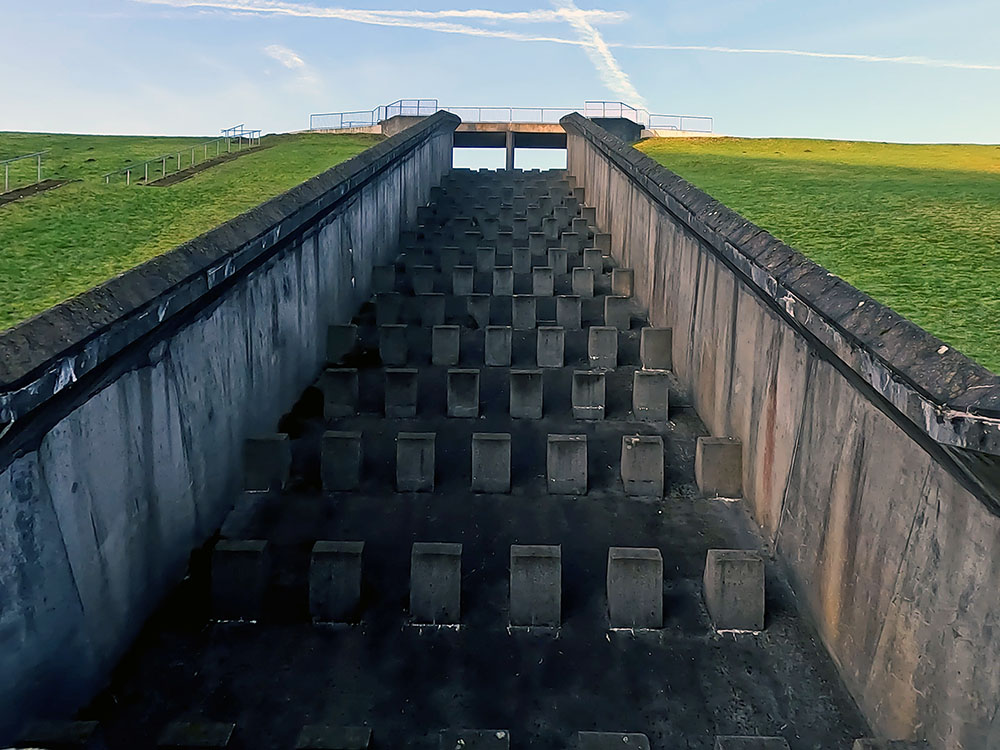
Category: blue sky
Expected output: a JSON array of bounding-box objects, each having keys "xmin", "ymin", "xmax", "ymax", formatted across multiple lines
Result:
[{"xmin": 2, "ymin": 0, "xmax": 999, "ymax": 143}]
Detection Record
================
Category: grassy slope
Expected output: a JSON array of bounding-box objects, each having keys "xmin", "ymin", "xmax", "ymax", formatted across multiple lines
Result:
[
  {"xmin": 637, "ymin": 137, "xmax": 1000, "ymax": 372},
  {"xmin": 0, "ymin": 132, "xmax": 382, "ymax": 331}
]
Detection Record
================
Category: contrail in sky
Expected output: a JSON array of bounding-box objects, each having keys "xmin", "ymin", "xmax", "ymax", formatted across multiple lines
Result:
[
  {"xmin": 620, "ymin": 43, "xmax": 1000, "ymax": 72},
  {"xmin": 133, "ymin": 0, "xmax": 1000, "ymax": 79}
]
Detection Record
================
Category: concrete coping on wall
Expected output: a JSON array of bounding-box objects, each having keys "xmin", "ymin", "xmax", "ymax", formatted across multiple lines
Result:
[
  {"xmin": 560, "ymin": 113, "xmax": 1000, "ymax": 464},
  {"xmin": 0, "ymin": 111, "xmax": 462, "ymax": 449}
]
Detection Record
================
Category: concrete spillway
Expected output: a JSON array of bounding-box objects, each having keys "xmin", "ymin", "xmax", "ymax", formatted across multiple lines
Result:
[
  {"xmin": 3, "ymin": 111, "xmax": 994, "ymax": 748},
  {"xmin": 8, "ymin": 168, "xmax": 872, "ymax": 748}
]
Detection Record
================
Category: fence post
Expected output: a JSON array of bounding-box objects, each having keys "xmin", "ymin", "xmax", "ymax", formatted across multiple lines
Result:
[
  {"xmin": 126, "ymin": 169, "xmax": 131, "ymax": 186},
  {"xmin": 4, "ymin": 163, "xmax": 8, "ymax": 193},
  {"xmin": 145, "ymin": 162, "xmax": 148, "ymax": 182},
  {"xmin": 37, "ymin": 154, "xmax": 42, "ymax": 184}
]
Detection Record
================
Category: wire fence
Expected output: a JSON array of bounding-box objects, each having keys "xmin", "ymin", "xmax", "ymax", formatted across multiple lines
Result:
[
  {"xmin": 309, "ymin": 99, "xmax": 714, "ymax": 134},
  {"xmin": 102, "ymin": 125, "xmax": 263, "ymax": 185},
  {"xmin": 1, "ymin": 150, "xmax": 47, "ymax": 194}
]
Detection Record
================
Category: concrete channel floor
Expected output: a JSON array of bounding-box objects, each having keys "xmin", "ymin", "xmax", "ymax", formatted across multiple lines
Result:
[{"xmin": 68, "ymin": 169, "xmax": 868, "ymax": 750}]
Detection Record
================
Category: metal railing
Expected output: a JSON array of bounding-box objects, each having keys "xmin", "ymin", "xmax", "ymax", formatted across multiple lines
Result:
[
  {"xmin": 310, "ymin": 99, "xmax": 439, "ymax": 130},
  {"xmin": 308, "ymin": 99, "xmax": 715, "ymax": 134},
  {"xmin": 648, "ymin": 113, "xmax": 715, "ymax": 133},
  {"xmin": 442, "ymin": 106, "xmax": 578, "ymax": 124},
  {"xmin": 1, "ymin": 150, "xmax": 47, "ymax": 194},
  {"xmin": 102, "ymin": 128, "xmax": 262, "ymax": 185}
]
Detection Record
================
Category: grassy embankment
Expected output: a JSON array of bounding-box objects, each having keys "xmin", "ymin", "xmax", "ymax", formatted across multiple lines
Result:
[
  {"xmin": 0, "ymin": 131, "xmax": 382, "ymax": 331},
  {"xmin": 637, "ymin": 137, "xmax": 1000, "ymax": 372}
]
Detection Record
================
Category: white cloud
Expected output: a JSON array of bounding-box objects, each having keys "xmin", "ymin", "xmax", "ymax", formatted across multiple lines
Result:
[
  {"xmin": 263, "ymin": 43, "xmax": 320, "ymax": 89},
  {"xmin": 264, "ymin": 43, "xmax": 306, "ymax": 69}
]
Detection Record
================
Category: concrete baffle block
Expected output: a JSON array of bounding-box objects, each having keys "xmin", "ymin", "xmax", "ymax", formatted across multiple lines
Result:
[
  {"xmin": 467, "ymin": 293, "xmax": 491, "ymax": 328},
  {"xmin": 379, "ymin": 324, "xmax": 408, "ymax": 366},
  {"xmin": 510, "ymin": 369, "xmax": 543, "ymax": 419},
  {"xmin": 595, "ymin": 232, "xmax": 611, "ymax": 252},
  {"xmin": 572, "ymin": 371, "xmax": 606, "ymax": 420},
  {"xmin": 432, "ymin": 325, "xmax": 461, "ymax": 366},
  {"xmin": 572, "ymin": 267, "xmax": 595, "ymax": 297},
  {"xmin": 420, "ymin": 293, "xmax": 446, "ymax": 328},
  {"xmin": 372, "ymin": 264, "xmax": 395, "ymax": 294},
  {"xmin": 321, "ymin": 431, "xmax": 362, "ymax": 491},
  {"xmin": 529, "ymin": 232, "xmax": 547, "ymax": 255},
  {"xmin": 510, "ymin": 545, "xmax": 562, "ymax": 626},
  {"xmin": 548, "ymin": 247, "xmax": 569, "ymax": 275},
  {"xmin": 588, "ymin": 327, "xmax": 618, "ymax": 369},
  {"xmin": 321, "ymin": 368, "xmax": 359, "ymax": 418},
  {"xmin": 537, "ymin": 326, "xmax": 565, "ymax": 368},
  {"xmin": 295, "ymin": 726, "xmax": 372, "ymax": 750},
  {"xmin": 14, "ymin": 720, "xmax": 107, "ymax": 750},
  {"xmin": 556, "ymin": 295, "xmax": 582, "ymax": 330},
  {"xmin": 632, "ymin": 371, "xmax": 670, "ymax": 422},
  {"xmin": 640, "ymin": 327, "xmax": 673, "ymax": 370},
  {"xmin": 243, "ymin": 434, "xmax": 291, "ymax": 492},
  {"xmin": 447, "ymin": 369, "xmax": 480, "ymax": 418},
  {"xmin": 441, "ymin": 247, "xmax": 461, "ymax": 273},
  {"xmin": 695, "ymin": 436, "xmax": 743, "ymax": 497},
  {"xmin": 607, "ymin": 547, "xmax": 663, "ymax": 628},
  {"xmin": 562, "ymin": 231, "xmax": 583, "ymax": 254},
  {"xmin": 412, "ymin": 265, "xmax": 436, "ymax": 295},
  {"xmin": 620, "ymin": 435, "xmax": 664, "ymax": 497},
  {"xmin": 462, "ymin": 230, "xmax": 483, "ymax": 252},
  {"xmin": 211, "ymin": 540, "xmax": 270, "ymax": 620},
  {"xmin": 385, "ymin": 368, "xmax": 419, "ymax": 418},
  {"xmin": 438, "ymin": 730, "xmax": 509, "ymax": 750},
  {"xmin": 375, "ymin": 292, "xmax": 402, "ymax": 326},
  {"xmin": 611, "ymin": 268, "xmax": 634, "ymax": 297},
  {"xmin": 497, "ymin": 230, "xmax": 513, "ymax": 251},
  {"xmin": 547, "ymin": 435, "xmax": 588, "ymax": 495},
  {"xmin": 493, "ymin": 267, "xmax": 514, "ymax": 296},
  {"xmin": 512, "ymin": 295, "xmax": 537, "ymax": 330},
  {"xmin": 453, "ymin": 265, "xmax": 475, "ymax": 296},
  {"xmin": 604, "ymin": 296, "xmax": 631, "ymax": 330},
  {"xmin": 410, "ymin": 542, "xmax": 462, "ymax": 624},
  {"xmin": 485, "ymin": 326, "xmax": 513, "ymax": 367},
  {"xmin": 326, "ymin": 324, "xmax": 357, "ymax": 364},
  {"xmin": 512, "ymin": 246, "xmax": 531, "ymax": 274},
  {"xmin": 583, "ymin": 249, "xmax": 604, "ymax": 273},
  {"xmin": 513, "ymin": 217, "xmax": 529, "ymax": 241},
  {"xmin": 554, "ymin": 204, "xmax": 570, "ymax": 229},
  {"xmin": 578, "ymin": 733, "xmax": 650, "ymax": 750},
  {"xmin": 157, "ymin": 721, "xmax": 236, "ymax": 749},
  {"xmin": 543, "ymin": 215, "xmax": 560, "ymax": 241},
  {"xmin": 533, "ymin": 266, "xmax": 554, "ymax": 296},
  {"xmin": 714, "ymin": 738, "xmax": 790, "ymax": 750},
  {"xmin": 704, "ymin": 549, "xmax": 765, "ymax": 632},
  {"xmin": 397, "ymin": 432, "xmax": 436, "ymax": 492},
  {"xmin": 472, "ymin": 433, "xmax": 512, "ymax": 493},
  {"xmin": 309, "ymin": 541, "xmax": 364, "ymax": 623},
  {"xmin": 476, "ymin": 246, "xmax": 496, "ymax": 272}
]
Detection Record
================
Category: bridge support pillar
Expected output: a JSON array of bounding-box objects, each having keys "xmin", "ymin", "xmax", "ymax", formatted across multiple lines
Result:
[{"xmin": 505, "ymin": 129, "xmax": 515, "ymax": 170}]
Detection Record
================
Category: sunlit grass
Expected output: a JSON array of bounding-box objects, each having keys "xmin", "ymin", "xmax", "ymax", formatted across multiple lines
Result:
[
  {"xmin": 637, "ymin": 137, "xmax": 1000, "ymax": 372},
  {"xmin": 0, "ymin": 132, "xmax": 382, "ymax": 331}
]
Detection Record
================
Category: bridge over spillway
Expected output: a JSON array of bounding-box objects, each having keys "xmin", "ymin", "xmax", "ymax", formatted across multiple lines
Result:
[{"xmin": 2, "ymin": 111, "xmax": 996, "ymax": 750}]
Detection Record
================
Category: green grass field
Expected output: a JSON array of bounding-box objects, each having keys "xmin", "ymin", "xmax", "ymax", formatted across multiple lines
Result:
[
  {"xmin": 637, "ymin": 137, "xmax": 1000, "ymax": 372},
  {"xmin": 0, "ymin": 131, "xmax": 382, "ymax": 332}
]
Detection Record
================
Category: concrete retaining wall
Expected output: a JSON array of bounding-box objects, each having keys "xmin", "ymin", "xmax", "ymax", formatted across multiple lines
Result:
[
  {"xmin": 562, "ymin": 113, "xmax": 1000, "ymax": 749},
  {"xmin": 0, "ymin": 112, "xmax": 459, "ymax": 741}
]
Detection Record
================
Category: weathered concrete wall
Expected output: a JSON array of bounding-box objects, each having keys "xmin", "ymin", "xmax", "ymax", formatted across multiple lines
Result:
[
  {"xmin": 0, "ymin": 112, "xmax": 459, "ymax": 741},
  {"xmin": 562, "ymin": 113, "xmax": 1000, "ymax": 749}
]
